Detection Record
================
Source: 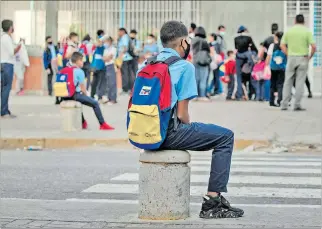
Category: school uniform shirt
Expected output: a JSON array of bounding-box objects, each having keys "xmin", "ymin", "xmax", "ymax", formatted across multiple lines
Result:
[
  {"xmin": 91, "ymin": 46, "xmax": 105, "ymax": 70},
  {"xmin": 1, "ymin": 32, "xmax": 15, "ymax": 64},
  {"xmin": 138, "ymin": 48, "xmax": 197, "ymax": 108},
  {"xmin": 73, "ymin": 67, "xmax": 85, "ymax": 93},
  {"xmin": 117, "ymin": 34, "xmax": 133, "ymax": 61},
  {"xmin": 143, "ymin": 43, "xmax": 159, "ymax": 56},
  {"xmin": 103, "ymin": 45, "xmax": 117, "ymax": 66}
]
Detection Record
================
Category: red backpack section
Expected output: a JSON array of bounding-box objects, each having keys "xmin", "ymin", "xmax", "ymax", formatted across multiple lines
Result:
[{"xmin": 53, "ymin": 66, "xmax": 77, "ymax": 98}]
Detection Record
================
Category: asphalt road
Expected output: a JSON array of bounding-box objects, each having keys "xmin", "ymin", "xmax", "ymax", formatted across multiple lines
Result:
[{"xmin": 0, "ymin": 147, "xmax": 321, "ymax": 228}]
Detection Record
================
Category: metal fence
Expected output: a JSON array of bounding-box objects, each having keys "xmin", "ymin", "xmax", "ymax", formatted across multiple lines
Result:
[{"xmin": 1, "ymin": 0, "xmax": 201, "ymax": 45}]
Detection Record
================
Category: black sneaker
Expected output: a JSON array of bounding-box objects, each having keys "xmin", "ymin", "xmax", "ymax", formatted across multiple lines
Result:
[{"xmin": 199, "ymin": 194, "xmax": 244, "ymax": 219}]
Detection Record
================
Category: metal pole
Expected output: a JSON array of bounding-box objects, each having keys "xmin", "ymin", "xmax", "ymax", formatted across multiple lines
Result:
[
  {"xmin": 30, "ymin": 0, "xmax": 34, "ymax": 45},
  {"xmin": 120, "ymin": 0, "xmax": 125, "ymax": 28}
]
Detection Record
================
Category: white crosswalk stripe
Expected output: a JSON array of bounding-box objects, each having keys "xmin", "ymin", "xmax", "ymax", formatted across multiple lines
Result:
[{"xmin": 73, "ymin": 153, "xmax": 322, "ymax": 208}]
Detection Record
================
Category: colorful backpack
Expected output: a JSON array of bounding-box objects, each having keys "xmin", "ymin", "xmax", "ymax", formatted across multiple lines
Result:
[
  {"xmin": 127, "ymin": 56, "xmax": 182, "ymax": 150},
  {"xmin": 53, "ymin": 66, "xmax": 77, "ymax": 98},
  {"xmin": 270, "ymin": 44, "xmax": 287, "ymax": 70},
  {"xmin": 79, "ymin": 43, "xmax": 89, "ymax": 62}
]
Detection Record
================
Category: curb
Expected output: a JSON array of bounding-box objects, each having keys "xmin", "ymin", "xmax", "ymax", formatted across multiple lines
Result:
[{"xmin": 0, "ymin": 138, "xmax": 270, "ymax": 150}]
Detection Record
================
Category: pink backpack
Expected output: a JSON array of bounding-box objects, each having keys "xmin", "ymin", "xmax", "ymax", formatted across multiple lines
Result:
[{"xmin": 251, "ymin": 61, "xmax": 271, "ymax": 81}]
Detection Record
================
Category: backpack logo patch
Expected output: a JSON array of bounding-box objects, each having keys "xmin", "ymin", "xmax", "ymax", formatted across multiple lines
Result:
[
  {"xmin": 273, "ymin": 56, "xmax": 283, "ymax": 65},
  {"xmin": 139, "ymin": 86, "xmax": 152, "ymax": 96}
]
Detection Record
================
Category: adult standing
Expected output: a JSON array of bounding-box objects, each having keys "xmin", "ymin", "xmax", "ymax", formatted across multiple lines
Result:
[
  {"xmin": 117, "ymin": 28, "xmax": 136, "ymax": 94},
  {"xmin": 262, "ymin": 23, "xmax": 279, "ymax": 60},
  {"xmin": 234, "ymin": 26, "xmax": 258, "ymax": 100},
  {"xmin": 212, "ymin": 25, "xmax": 226, "ymax": 95},
  {"xmin": 192, "ymin": 26, "xmax": 211, "ymax": 101},
  {"xmin": 103, "ymin": 36, "xmax": 117, "ymax": 104},
  {"xmin": 14, "ymin": 38, "xmax": 29, "ymax": 96},
  {"xmin": 1, "ymin": 19, "xmax": 21, "ymax": 118},
  {"xmin": 280, "ymin": 14, "xmax": 316, "ymax": 111},
  {"xmin": 43, "ymin": 36, "xmax": 60, "ymax": 104}
]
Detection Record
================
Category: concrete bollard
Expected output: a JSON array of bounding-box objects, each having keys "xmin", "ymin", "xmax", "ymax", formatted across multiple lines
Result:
[
  {"xmin": 60, "ymin": 100, "xmax": 82, "ymax": 132},
  {"xmin": 138, "ymin": 150, "xmax": 191, "ymax": 220}
]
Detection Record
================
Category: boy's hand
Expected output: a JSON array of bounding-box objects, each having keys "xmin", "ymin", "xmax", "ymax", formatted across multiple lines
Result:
[{"xmin": 46, "ymin": 69, "xmax": 51, "ymax": 74}]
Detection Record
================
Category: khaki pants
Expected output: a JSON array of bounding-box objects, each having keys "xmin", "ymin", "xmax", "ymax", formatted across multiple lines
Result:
[{"xmin": 281, "ymin": 56, "xmax": 309, "ymax": 109}]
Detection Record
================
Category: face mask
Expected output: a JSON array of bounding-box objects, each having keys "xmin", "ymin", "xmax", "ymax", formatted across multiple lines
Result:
[
  {"xmin": 211, "ymin": 41, "xmax": 217, "ymax": 46},
  {"xmin": 146, "ymin": 39, "xmax": 152, "ymax": 44},
  {"xmin": 104, "ymin": 43, "xmax": 110, "ymax": 49},
  {"xmin": 48, "ymin": 41, "xmax": 53, "ymax": 45},
  {"xmin": 219, "ymin": 31, "xmax": 225, "ymax": 36},
  {"xmin": 181, "ymin": 40, "xmax": 190, "ymax": 59}
]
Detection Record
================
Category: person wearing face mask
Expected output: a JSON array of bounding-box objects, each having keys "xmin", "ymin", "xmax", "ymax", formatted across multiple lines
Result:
[
  {"xmin": 139, "ymin": 20, "xmax": 243, "ymax": 219},
  {"xmin": 216, "ymin": 25, "xmax": 226, "ymax": 59},
  {"xmin": 43, "ymin": 36, "xmax": 60, "ymax": 104},
  {"xmin": 90, "ymin": 35, "xmax": 107, "ymax": 100},
  {"xmin": 103, "ymin": 36, "xmax": 117, "ymax": 104},
  {"xmin": 79, "ymin": 34, "xmax": 93, "ymax": 90},
  {"xmin": 143, "ymin": 34, "xmax": 159, "ymax": 58},
  {"xmin": 192, "ymin": 26, "xmax": 212, "ymax": 101},
  {"xmin": 1, "ymin": 19, "xmax": 21, "ymax": 118},
  {"xmin": 63, "ymin": 32, "xmax": 79, "ymax": 66}
]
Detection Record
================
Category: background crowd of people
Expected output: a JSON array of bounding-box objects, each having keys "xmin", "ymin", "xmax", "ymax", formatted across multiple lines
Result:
[{"xmin": 1, "ymin": 14, "xmax": 316, "ymax": 120}]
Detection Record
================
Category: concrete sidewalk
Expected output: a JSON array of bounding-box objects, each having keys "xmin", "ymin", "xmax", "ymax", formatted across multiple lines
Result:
[{"xmin": 0, "ymin": 95, "xmax": 321, "ymax": 149}]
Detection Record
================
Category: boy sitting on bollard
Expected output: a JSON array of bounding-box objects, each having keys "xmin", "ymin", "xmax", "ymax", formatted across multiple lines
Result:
[
  {"xmin": 127, "ymin": 21, "xmax": 243, "ymax": 219},
  {"xmin": 54, "ymin": 52, "xmax": 114, "ymax": 130}
]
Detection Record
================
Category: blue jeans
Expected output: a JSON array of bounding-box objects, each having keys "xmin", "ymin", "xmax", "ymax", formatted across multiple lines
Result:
[
  {"xmin": 254, "ymin": 80, "xmax": 265, "ymax": 101},
  {"xmin": 161, "ymin": 120, "xmax": 234, "ymax": 193},
  {"xmin": 1, "ymin": 63, "xmax": 14, "ymax": 116},
  {"xmin": 64, "ymin": 93, "xmax": 105, "ymax": 124},
  {"xmin": 226, "ymin": 74, "xmax": 235, "ymax": 99},
  {"xmin": 106, "ymin": 64, "xmax": 117, "ymax": 102},
  {"xmin": 195, "ymin": 65, "xmax": 209, "ymax": 97}
]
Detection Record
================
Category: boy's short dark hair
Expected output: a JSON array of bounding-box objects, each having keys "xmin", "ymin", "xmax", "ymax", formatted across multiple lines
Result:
[
  {"xmin": 119, "ymin": 28, "xmax": 128, "ymax": 34},
  {"xmin": 69, "ymin": 32, "xmax": 78, "ymax": 39},
  {"xmin": 97, "ymin": 29, "xmax": 104, "ymax": 37},
  {"xmin": 130, "ymin": 29, "xmax": 137, "ymax": 34},
  {"xmin": 271, "ymin": 23, "xmax": 278, "ymax": 34},
  {"xmin": 295, "ymin": 14, "xmax": 305, "ymax": 24},
  {"xmin": 210, "ymin": 33, "xmax": 217, "ymax": 40},
  {"xmin": 218, "ymin": 25, "xmax": 225, "ymax": 31},
  {"xmin": 227, "ymin": 50, "xmax": 234, "ymax": 57},
  {"xmin": 190, "ymin": 23, "xmax": 197, "ymax": 30},
  {"xmin": 107, "ymin": 36, "xmax": 114, "ymax": 43},
  {"xmin": 45, "ymin": 36, "xmax": 51, "ymax": 41},
  {"xmin": 82, "ymin": 34, "xmax": 91, "ymax": 42},
  {"xmin": 2, "ymin": 19, "xmax": 13, "ymax": 32},
  {"xmin": 275, "ymin": 31, "xmax": 284, "ymax": 40},
  {"xmin": 148, "ymin": 34, "xmax": 155, "ymax": 39},
  {"xmin": 71, "ymin": 52, "xmax": 83, "ymax": 63},
  {"xmin": 160, "ymin": 21, "xmax": 188, "ymax": 47}
]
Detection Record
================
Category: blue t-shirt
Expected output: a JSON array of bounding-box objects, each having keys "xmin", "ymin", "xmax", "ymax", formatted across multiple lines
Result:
[
  {"xmin": 117, "ymin": 34, "xmax": 133, "ymax": 61},
  {"xmin": 73, "ymin": 68, "xmax": 85, "ymax": 92},
  {"xmin": 138, "ymin": 48, "xmax": 197, "ymax": 108},
  {"xmin": 143, "ymin": 44, "xmax": 159, "ymax": 55},
  {"xmin": 49, "ymin": 45, "xmax": 57, "ymax": 59}
]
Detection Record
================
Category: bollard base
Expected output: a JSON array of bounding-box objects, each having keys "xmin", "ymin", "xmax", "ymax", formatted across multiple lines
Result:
[
  {"xmin": 60, "ymin": 101, "xmax": 82, "ymax": 132},
  {"xmin": 138, "ymin": 150, "xmax": 191, "ymax": 220}
]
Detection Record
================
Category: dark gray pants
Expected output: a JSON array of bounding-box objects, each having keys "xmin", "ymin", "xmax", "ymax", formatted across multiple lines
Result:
[
  {"xmin": 106, "ymin": 64, "xmax": 117, "ymax": 102},
  {"xmin": 121, "ymin": 59, "xmax": 138, "ymax": 92},
  {"xmin": 281, "ymin": 56, "xmax": 309, "ymax": 109},
  {"xmin": 91, "ymin": 69, "xmax": 106, "ymax": 99}
]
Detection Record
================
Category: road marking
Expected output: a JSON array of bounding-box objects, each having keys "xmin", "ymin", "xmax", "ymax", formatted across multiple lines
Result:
[
  {"xmin": 111, "ymin": 173, "xmax": 321, "ymax": 185},
  {"xmin": 191, "ymin": 166, "xmax": 321, "ymax": 174},
  {"xmin": 191, "ymin": 156, "xmax": 321, "ymax": 162},
  {"xmin": 82, "ymin": 183, "xmax": 321, "ymax": 198},
  {"xmin": 65, "ymin": 198, "xmax": 321, "ymax": 209},
  {"xmin": 191, "ymin": 160, "xmax": 321, "ymax": 166}
]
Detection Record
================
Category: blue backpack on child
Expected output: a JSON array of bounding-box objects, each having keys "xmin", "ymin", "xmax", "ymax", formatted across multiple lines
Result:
[
  {"xmin": 126, "ymin": 56, "xmax": 181, "ymax": 150},
  {"xmin": 270, "ymin": 44, "xmax": 287, "ymax": 70}
]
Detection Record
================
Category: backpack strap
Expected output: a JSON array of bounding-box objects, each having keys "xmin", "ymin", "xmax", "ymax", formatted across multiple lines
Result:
[
  {"xmin": 164, "ymin": 56, "xmax": 182, "ymax": 66},
  {"xmin": 146, "ymin": 56, "xmax": 158, "ymax": 64}
]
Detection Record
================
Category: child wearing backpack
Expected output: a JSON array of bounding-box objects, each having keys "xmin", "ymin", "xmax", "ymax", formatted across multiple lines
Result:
[
  {"xmin": 54, "ymin": 52, "xmax": 114, "ymax": 130},
  {"xmin": 266, "ymin": 31, "xmax": 286, "ymax": 107},
  {"xmin": 126, "ymin": 21, "xmax": 243, "ymax": 219}
]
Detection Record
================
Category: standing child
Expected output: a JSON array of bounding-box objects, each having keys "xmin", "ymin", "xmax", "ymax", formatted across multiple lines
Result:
[
  {"xmin": 266, "ymin": 31, "xmax": 286, "ymax": 107},
  {"xmin": 103, "ymin": 36, "xmax": 117, "ymax": 104},
  {"xmin": 223, "ymin": 50, "xmax": 236, "ymax": 100}
]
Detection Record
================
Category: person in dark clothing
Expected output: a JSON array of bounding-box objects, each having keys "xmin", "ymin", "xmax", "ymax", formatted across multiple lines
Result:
[
  {"xmin": 263, "ymin": 23, "xmax": 278, "ymax": 57},
  {"xmin": 294, "ymin": 76, "xmax": 313, "ymax": 98},
  {"xmin": 43, "ymin": 36, "xmax": 60, "ymax": 104},
  {"xmin": 192, "ymin": 26, "xmax": 211, "ymax": 101},
  {"xmin": 234, "ymin": 26, "xmax": 258, "ymax": 100},
  {"xmin": 266, "ymin": 31, "xmax": 285, "ymax": 106}
]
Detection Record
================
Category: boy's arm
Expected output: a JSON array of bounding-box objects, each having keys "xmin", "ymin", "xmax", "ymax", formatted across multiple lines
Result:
[
  {"xmin": 176, "ymin": 63, "xmax": 198, "ymax": 124},
  {"xmin": 280, "ymin": 32, "xmax": 288, "ymax": 55},
  {"xmin": 80, "ymin": 83, "xmax": 87, "ymax": 95},
  {"xmin": 177, "ymin": 100, "xmax": 190, "ymax": 124}
]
